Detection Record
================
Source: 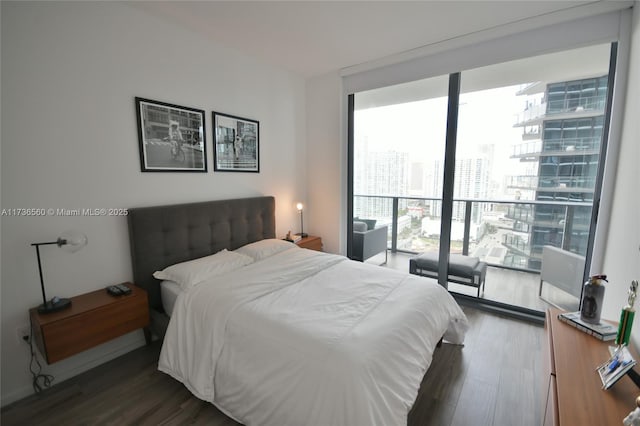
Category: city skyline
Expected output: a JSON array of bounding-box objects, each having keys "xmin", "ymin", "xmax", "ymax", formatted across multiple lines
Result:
[{"xmin": 354, "ymin": 84, "xmax": 537, "ymax": 202}]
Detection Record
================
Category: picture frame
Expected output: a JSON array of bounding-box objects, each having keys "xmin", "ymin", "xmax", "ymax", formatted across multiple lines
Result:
[
  {"xmin": 597, "ymin": 345, "xmax": 636, "ymax": 390},
  {"xmin": 212, "ymin": 111, "xmax": 260, "ymax": 172},
  {"xmin": 135, "ymin": 97, "xmax": 207, "ymax": 172}
]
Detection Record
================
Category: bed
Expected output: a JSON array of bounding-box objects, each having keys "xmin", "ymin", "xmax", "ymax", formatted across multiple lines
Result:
[{"xmin": 128, "ymin": 196, "xmax": 468, "ymax": 426}]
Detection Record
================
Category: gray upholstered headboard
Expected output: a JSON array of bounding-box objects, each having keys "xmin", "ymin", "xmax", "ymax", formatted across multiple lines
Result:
[{"xmin": 127, "ymin": 196, "xmax": 276, "ymax": 312}]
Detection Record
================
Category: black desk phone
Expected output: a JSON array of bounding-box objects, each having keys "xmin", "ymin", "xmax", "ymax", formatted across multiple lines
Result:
[{"xmin": 106, "ymin": 283, "xmax": 132, "ymax": 296}]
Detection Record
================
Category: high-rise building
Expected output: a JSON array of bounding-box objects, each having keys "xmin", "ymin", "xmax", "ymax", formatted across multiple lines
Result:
[
  {"xmin": 505, "ymin": 75, "xmax": 608, "ymax": 269},
  {"xmin": 408, "ymin": 162, "xmax": 424, "ymax": 196},
  {"xmin": 354, "ymin": 138, "xmax": 410, "ymax": 220},
  {"xmin": 426, "ymin": 148, "xmax": 491, "ymax": 223}
]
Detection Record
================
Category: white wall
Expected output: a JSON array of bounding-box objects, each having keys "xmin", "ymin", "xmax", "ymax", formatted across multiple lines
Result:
[
  {"xmin": 306, "ymin": 72, "xmax": 345, "ymax": 254},
  {"xmin": 601, "ymin": 3, "xmax": 640, "ymax": 347},
  {"xmin": 1, "ymin": 2, "xmax": 306, "ymax": 405}
]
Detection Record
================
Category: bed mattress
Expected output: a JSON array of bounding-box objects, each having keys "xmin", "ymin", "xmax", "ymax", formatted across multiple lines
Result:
[
  {"xmin": 160, "ymin": 280, "xmax": 181, "ymax": 317},
  {"xmin": 159, "ymin": 247, "xmax": 467, "ymax": 426}
]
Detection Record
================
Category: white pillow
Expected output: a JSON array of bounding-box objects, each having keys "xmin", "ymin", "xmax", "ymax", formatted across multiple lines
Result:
[
  {"xmin": 153, "ymin": 249, "xmax": 254, "ymax": 290},
  {"xmin": 235, "ymin": 238, "xmax": 297, "ymax": 261}
]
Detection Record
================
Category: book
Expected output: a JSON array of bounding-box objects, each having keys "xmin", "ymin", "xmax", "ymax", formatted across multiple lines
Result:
[
  {"xmin": 557, "ymin": 311, "xmax": 618, "ymax": 341},
  {"xmin": 597, "ymin": 345, "xmax": 636, "ymax": 389},
  {"xmin": 284, "ymin": 233, "xmax": 302, "ymax": 243}
]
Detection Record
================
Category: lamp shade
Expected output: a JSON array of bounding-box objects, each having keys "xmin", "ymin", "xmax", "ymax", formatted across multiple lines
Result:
[
  {"xmin": 57, "ymin": 230, "xmax": 88, "ymax": 253},
  {"xmin": 295, "ymin": 203, "xmax": 307, "ymax": 237}
]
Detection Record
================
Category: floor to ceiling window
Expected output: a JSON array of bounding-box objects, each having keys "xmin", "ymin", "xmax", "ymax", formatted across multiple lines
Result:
[
  {"xmin": 352, "ymin": 74, "xmax": 450, "ymax": 256},
  {"xmin": 349, "ymin": 42, "xmax": 615, "ymax": 313}
]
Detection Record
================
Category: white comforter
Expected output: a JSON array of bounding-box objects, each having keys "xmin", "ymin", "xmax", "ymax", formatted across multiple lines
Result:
[{"xmin": 159, "ymin": 248, "xmax": 468, "ymax": 426}]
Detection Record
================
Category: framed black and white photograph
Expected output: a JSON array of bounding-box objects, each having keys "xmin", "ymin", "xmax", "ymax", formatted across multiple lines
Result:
[
  {"xmin": 135, "ymin": 97, "xmax": 207, "ymax": 172},
  {"xmin": 212, "ymin": 111, "xmax": 259, "ymax": 172}
]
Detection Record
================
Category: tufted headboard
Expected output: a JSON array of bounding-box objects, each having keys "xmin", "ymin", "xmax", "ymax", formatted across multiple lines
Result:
[{"xmin": 127, "ymin": 196, "xmax": 276, "ymax": 312}]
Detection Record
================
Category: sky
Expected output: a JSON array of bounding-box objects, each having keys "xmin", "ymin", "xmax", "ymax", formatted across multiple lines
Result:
[{"xmin": 354, "ymin": 84, "xmax": 536, "ymax": 199}]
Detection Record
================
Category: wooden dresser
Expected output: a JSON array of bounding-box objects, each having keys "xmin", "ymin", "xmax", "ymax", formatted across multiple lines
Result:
[
  {"xmin": 544, "ymin": 308, "xmax": 639, "ymax": 425},
  {"xmin": 30, "ymin": 284, "xmax": 150, "ymax": 364}
]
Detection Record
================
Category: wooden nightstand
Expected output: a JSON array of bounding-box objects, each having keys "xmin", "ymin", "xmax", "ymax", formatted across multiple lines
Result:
[
  {"xmin": 296, "ymin": 235, "xmax": 323, "ymax": 251},
  {"xmin": 29, "ymin": 283, "xmax": 150, "ymax": 364}
]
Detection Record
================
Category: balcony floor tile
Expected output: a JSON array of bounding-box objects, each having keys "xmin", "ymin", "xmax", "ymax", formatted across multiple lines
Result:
[{"xmin": 369, "ymin": 251, "xmax": 580, "ymax": 312}]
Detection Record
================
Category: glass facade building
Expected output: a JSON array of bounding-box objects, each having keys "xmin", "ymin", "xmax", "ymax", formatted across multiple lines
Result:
[{"xmin": 505, "ymin": 76, "xmax": 607, "ymax": 270}]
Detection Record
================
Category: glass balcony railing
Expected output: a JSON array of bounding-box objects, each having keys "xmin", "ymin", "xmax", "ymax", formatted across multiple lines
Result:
[
  {"xmin": 515, "ymin": 103, "xmax": 546, "ymax": 126},
  {"xmin": 521, "ymin": 129, "xmax": 541, "ymax": 141},
  {"xmin": 546, "ymin": 96, "xmax": 607, "ymax": 114},
  {"xmin": 354, "ymin": 194, "xmax": 592, "ymax": 272},
  {"xmin": 514, "ymin": 95, "xmax": 606, "ymax": 125},
  {"xmin": 541, "ymin": 137, "xmax": 601, "ymax": 153},
  {"xmin": 512, "ymin": 141, "xmax": 542, "ymax": 157},
  {"xmin": 538, "ymin": 175, "xmax": 597, "ymax": 190},
  {"xmin": 511, "ymin": 137, "xmax": 601, "ymax": 157},
  {"xmin": 504, "ymin": 204, "xmax": 593, "ymax": 229},
  {"xmin": 507, "ymin": 175, "xmax": 538, "ymax": 189},
  {"xmin": 507, "ymin": 175, "xmax": 597, "ymax": 191}
]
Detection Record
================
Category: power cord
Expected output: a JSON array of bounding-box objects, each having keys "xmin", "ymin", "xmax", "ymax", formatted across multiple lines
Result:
[{"xmin": 26, "ymin": 318, "xmax": 54, "ymax": 393}]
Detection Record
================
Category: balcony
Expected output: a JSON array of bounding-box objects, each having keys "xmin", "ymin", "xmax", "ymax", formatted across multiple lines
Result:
[
  {"xmin": 541, "ymin": 137, "xmax": 601, "ymax": 155},
  {"xmin": 521, "ymin": 129, "xmax": 541, "ymax": 141},
  {"xmin": 378, "ymin": 251, "xmax": 579, "ymax": 312},
  {"xmin": 507, "ymin": 175, "xmax": 597, "ymax": 192},
  {"xmin": 514, "ymin": 95, "xmax": 607, "ymax": 126},
  {"xmin": 511, "ymin": 141, "xmax": 542, "ymax": 158},
  {"xmin": 507, "ymin": 175, "xmax": 538, "ymax": 190},
  {"xmin": 354, "ymin": 194, "xmax": 588, "ymax": 312},
  {"xmin": 506, "ymin": 204, "xmax": 591, "ymax": 227},
  {"xmin": 511, "ymin": 137, "xmax": 601, "ymax": 158}
]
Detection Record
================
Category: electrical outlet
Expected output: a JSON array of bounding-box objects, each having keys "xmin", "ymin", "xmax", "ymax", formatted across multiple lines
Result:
[{"xmin": 16, "ymin": 324, "xmax": 30, "ymax": 344}]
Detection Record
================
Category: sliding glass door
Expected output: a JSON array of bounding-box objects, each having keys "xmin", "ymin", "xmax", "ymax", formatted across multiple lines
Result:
[
  {"xmin": 451, "ymin": 43, "xmax": 613, "ymax": 310},
  {"xmin": 348, "ymin": 42, "xmax": 616, "ymax": 314},
  {"xmin": 351, "ymin": 75, "xmax": 450, "ymax": 262}
]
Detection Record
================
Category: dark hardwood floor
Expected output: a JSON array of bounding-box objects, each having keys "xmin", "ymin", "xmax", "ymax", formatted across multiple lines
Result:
[{"xmin": 2, "ymin": 307, "xmax": 543, "ymax": 426}]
